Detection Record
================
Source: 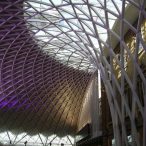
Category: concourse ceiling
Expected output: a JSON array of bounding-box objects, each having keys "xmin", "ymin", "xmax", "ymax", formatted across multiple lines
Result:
[
  {"xmin": 0, "ymin": 0, "xmax": 143, "ymax": 138},
  {"xmin": 0, "ymin": 0, "xmax": 91, "ymax": 136}
]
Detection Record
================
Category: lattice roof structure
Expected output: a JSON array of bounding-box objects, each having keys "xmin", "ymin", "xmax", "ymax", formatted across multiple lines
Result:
[
  {"xmin": 0, "ymin": 0, "xmax": 92, "ymax": 137},
  {"xmin": 0, "ymin": 0, "xmax": 146, "ymax": 145}
]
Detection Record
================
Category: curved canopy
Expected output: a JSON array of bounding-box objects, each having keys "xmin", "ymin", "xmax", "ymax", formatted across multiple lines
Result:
[
  {"xmin": 0, "ymin": 0, "xmax": 91, "ymax": 137},
  {"xmin": 24, "ymin": 0, "xmax": 126, "ymax": 71},
  {"xmin": 0, "ymin": 0, "xmax": 145, "ymax": 143}
]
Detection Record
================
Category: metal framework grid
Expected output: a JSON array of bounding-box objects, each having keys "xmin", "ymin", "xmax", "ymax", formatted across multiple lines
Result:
[
  {"xmin": 0, "ymin": 0, "xmax": 146, "ymax": 146},
  {"xmin": 0, "ymin": 0, "xmax": 91, "ymax": 139}
]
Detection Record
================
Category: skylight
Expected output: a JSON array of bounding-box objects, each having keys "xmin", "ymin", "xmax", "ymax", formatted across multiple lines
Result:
[{"xmin": 24, "ymin": 0, "xmax": 128, "ymax": 71}]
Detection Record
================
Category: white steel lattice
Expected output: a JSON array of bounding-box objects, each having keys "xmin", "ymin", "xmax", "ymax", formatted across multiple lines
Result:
[{"xmin": 0, "ymin": 0, "xmax": 146, "ymax": 146}]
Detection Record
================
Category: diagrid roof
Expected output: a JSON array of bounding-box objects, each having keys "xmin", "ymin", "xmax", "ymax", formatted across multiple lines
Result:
[
  {"xmin": 24, "ymin": 0, "xmax": 126, "ymax": 71},
  {"xmin": 0, "ymin": 0, "xmax": 91, "ymax": 136},
  {"xmin": 0, "ymin": 0, "xmax": 144, "ymax": 140}
]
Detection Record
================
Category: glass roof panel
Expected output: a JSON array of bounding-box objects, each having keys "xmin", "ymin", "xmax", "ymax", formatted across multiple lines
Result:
[{"xmin": 24, "ymin": 0, "xmax": 129, "ymax": 72}]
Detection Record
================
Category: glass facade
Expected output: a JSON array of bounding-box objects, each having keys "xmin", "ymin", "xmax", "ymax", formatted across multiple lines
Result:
[{"xmin": 0, "ymin": 131, "xmax": 74, "ymax": 146}]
